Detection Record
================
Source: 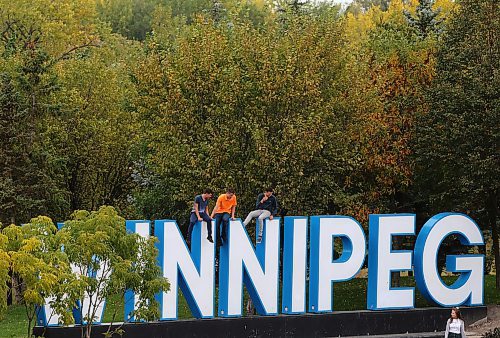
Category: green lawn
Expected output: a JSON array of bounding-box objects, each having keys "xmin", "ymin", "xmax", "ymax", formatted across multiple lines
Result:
[
  {"xmin": 1, "ymin": 276, "xmax": 498, "ymax": 338},
  {"xmin": 0, "ymin": 304, "xmax": 28, "ymax": 338}
]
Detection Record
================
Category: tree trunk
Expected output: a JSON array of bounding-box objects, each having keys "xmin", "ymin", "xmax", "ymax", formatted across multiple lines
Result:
[
  {"xmin": 491, "ymin": 219, "xmax": 499, "ymax": 289},
  {"xmin": 11, "ymin": 274, "xmax": 23, "ymax": 304},
  {"xmin": 487, "ymin": 191, "xmax": 499, "ymax": 289}
]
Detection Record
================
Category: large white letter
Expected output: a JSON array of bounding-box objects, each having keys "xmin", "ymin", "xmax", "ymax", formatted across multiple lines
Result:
[
  {"xmin": 36, "ymin": 223, "xmax": 82, "ymax": 326},
  {"xmin": 218, "ymin": 219, "xmax": 280, "ymax": 317},
  {"xmin": 309, "ymin": 216, "xmax": 366, "ymax": 313},
  {"xmin": 367, "ymin": 214, "xmax": 415, "ymax": 310},
  {"xmin": 414, "ymin": 213, "xmax": 484, "ymax": 306},
  {"xmin": 124, "ymin": 220, "xmax": 150, "ymax": 321},
  {"xmin": 282, "ymin": 216, "xmax": 308, "ymax": 314},
  {"xmin": 155, "ymin": 219, "xmax": 215, "ymax": 319}
]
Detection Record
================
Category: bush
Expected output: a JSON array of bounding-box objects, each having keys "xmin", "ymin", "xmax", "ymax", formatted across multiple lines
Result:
[{"xmin": 483, "ymin": 328, "xmax": 500, "ymax": 338}]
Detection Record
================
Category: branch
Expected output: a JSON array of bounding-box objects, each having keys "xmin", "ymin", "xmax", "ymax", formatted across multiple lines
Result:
[
  {"xmin": 0, "ymin": 18, "xmax": 42, "ymax": 50},
  {"xmin": 51, "ymin": 40, "xmax": 101, "ymax": 66},
  {"xmin": 84, "ymin": 259, "xmax": 111, "ymax": 337}
]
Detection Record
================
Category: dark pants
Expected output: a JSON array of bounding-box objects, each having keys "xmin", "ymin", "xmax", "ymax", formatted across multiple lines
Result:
[
  {"xmin": 448, "ymin": 333, "xmax": 461, "ymax": 338},
  {"xmin": 214, "ymin": 212, "xmax": 230, "ymax": 244},
  {"xmin": 187, "ymin": 212, "xmax": 212, "ymax": 241}
]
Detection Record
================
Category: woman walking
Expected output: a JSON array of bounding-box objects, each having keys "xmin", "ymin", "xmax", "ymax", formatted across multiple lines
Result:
[{"xmin": 444, "ymin": 307, "xmax": 466, "ymax": 338}]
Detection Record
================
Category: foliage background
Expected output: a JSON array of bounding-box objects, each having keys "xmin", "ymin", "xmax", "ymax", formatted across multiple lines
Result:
[{"xmin": 0, "ymin": 0, "xmax": 498, "ymax": 324}]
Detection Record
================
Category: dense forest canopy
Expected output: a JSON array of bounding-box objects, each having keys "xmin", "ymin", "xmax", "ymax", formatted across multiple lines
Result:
[{"xmin": 0, "ymin": 0, "xmax": 498, "ymax": 284}]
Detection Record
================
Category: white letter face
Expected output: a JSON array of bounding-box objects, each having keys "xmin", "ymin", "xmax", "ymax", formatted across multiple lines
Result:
[
  {"xmin": 218, "ymin": 219, "xmax": 280, "ymax": 317},
  {"xmin": 282, "ymin": 217, "xmax": 308, "ymax": 314},
  {"xmin": 125, "ymin": 220, "xmax": 150, "ymax": 321},
  {"xmin": 37, "ymin": 297, "xmax": 67, "ymax": 326},
  {"xmin": 155, "ymin": 219, "xmax": 215, "ymax": 319},
  {"xmin": 367, "ymin": 214, "xmax": 415, "ymax": 310},
  {"xmin": 37, "ymin": 223, "xmax": 84, "ymax": 326},
  {"xmin": 414, "ymin": 213, "xmax": 484, "ymax": 306},
  {"xmin": 309, "ymin": 216, "xmax": 366, "ymax": 313}
]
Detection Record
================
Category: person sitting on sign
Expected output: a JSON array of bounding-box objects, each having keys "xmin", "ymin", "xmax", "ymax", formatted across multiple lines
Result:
[
  {"xmin": 243, "ymin": 187, "xmax": 278, "ymax": 244},
  {"xmin": 211, "ymin": 188, "xmax": 237, "ymax": 246},
  {"xmin": 187, "ymin": 188, "xmax": 214, "ymax": 245}
]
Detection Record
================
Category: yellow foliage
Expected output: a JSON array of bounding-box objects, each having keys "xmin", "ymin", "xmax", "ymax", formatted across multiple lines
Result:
[
  {"xmin": 434, "ymin": 0, "xmax": 457, "ymax": 20},
  {"xmin": 0, "ymin": 0, "xmax": 100, "ymax": 57},
  {"xmin": 21, "ymin": 237, "xmax": 42, "ymax": 253},
  {"xmin": 253, "ymin": 0, "xmax": 266, "ymax": 9}
]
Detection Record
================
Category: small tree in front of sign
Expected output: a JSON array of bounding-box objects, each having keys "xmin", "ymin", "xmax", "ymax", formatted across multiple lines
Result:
[
  {"xmin": 59, "ymin": 206, "xmax": 169, "ymax": 338},
  {"xmin": 3, "ymin": 216, "xmax": 78, "ymax": 338}
]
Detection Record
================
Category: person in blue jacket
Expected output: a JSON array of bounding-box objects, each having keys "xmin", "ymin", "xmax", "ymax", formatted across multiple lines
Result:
[{"xmin": 243, "ymin": 187, "xmax": 278, "ymax": 243}]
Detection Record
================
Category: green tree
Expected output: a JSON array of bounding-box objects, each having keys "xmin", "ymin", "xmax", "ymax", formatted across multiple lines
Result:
[
  {"xmin": 415, "ymin": 0, "xmax": 499, "ymax": 287},
  {"xmin": 0, "ymin": 0, "xmax": 100, "ymax": 57},
  {"xmin": 59, "ymin": 206, "xmax": 169, "ymax": 338},
  {"xmin": 0, "ymin": 23, "xmax": 68, "ymax": 225},
  {"xmin": 339, "ymin": 0, "xmax": 439, "ymax": 222},
  {"xmin": 346, "ymin": 0, "xmax": 391, "ymax": 15},
  {"xmin": 133, "ymin": 8, "xmax": 359, "ymax": 229},
  {"xmin": 1, "ymin": 0, "xmax": 143, "ymax": 222},
  {"xmin": 96, "ymin": 0, "xmax": 213, "ymax": 40},
  {"xmin": 97, "ymin": 0, "xmax": 161, "ymax": 40},
  {"xmin": 46, "ymin": 33, "xmax": 141, "ymax": 216},
  {"xmin": 3, "ymin": 217, "xmax": 78, "ymax": 337},
  {"xmin": 0, "ymin": 0, "xmax": 105, "ymax": 224},
  {"xmin": 404, "ymin": 0, "xmax": 443, "ymax": 39}
]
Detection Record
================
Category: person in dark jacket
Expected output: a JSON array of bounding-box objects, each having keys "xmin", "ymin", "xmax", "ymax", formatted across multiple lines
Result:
[{"xmin": 243, "ymin": 187, "xmax": 278, "ymax": 243}]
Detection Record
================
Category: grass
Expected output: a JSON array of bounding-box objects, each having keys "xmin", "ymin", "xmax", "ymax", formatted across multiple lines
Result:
[
  {"xmin": 1, "ymin": 275, "xmax": 498, "ymax": 338},
  {"xmin": 0, "ymin": 304, "xmax": 28, "ymax": 338}
]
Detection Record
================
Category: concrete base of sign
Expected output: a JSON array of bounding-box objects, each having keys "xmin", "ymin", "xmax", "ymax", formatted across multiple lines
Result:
[{"xmin": 33, "ymin": 306, "xmax": 487, "ymax": 338}]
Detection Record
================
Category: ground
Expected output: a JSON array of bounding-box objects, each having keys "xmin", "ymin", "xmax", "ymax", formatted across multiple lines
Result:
[{"xmin": 467, "ymin": 305, "xmax": 500, "ymax": 337}]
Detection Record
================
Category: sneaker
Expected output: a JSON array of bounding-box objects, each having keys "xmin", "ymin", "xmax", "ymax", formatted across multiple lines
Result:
[
  {"xmin": 256, "ymin": 235, "xmax": 262, "ymax": 244},
  {"xmin": 207, "ymin": 235, "xmax": 213, "ymax": 243}
]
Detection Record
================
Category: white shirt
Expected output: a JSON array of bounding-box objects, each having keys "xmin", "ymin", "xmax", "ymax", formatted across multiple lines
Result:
[{"xmin": 449, "ymin": 319, "xmax": 462, "ymax": 334}]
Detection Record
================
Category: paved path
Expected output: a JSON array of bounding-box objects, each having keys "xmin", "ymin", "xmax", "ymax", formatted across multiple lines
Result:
[
  {"xmin": 339, "ymin": 305, "xmax": 500, "ymax": 338},
  {"xmin": 340, "ymin": 332, "xmax": 483, "ymax": 338},
  {"xmin": 340, "ymin": 333, "xmax": 444, "ymax": 338}
]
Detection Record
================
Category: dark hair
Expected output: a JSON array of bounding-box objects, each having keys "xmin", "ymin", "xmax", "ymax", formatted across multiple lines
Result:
[
  {"xmin": 450, "ymin": 307, "xmax": 463, "ymax": 321},
  {"xmin": 226, "ymin": 187, "xmax": 235, "ymax": 194},
  {"xmin": 265, "ymin": 187, "xmax": 274, "ymax": 193},
  {"xmin": 203, "ymin": 188, "xmax": 213, "ymax": 195}
]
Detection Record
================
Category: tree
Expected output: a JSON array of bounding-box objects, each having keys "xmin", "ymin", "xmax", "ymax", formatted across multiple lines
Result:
[
  {"xmin": 415, "ymin": 0, "xmax": 499, "ymax": 288},
  {"xmin": 1, "ymin": 0, "xmax": 143, "ymax": 223},
  {"xmin": 96, "ymin": 0, "xmax": 213, "ymax": 40},
  {"xmin": 59, "ymin": 206, "xmax": 169, "ymax": 338},
  {"xmin": 340, "ymin": 0, "xmax": 441, "ymax": 223},
  {"xmin": 346, "ymin": 0, "xmax": 391, "ymax": 15},
  {"xmin": 0, "ymin": 22, "xmax": 68, "ymax": 225},
  {"xmin": 404, "ymin": 0, "xmax": 443, "ymax": 39},
  {"xmin": 0, "ymin": 230, "xmax": 9, "ymax": 319},
  {"xmin": 0, "ymin": 0, "xmax": 100, "ymax": 57},
  {"xmin": 133, "ymin": 9, "xmax": 359, "ymax": 228},
  {"xmin": 0, "ymin": 0, "xmax": 104, "ymax": 224},
  {"xmin": 46, "ymin": 33, "xmax": 141, "ymax": 216},
  {"xmin": 3, "ymin": 217, "xmax": 77, "ymax": 337}
]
